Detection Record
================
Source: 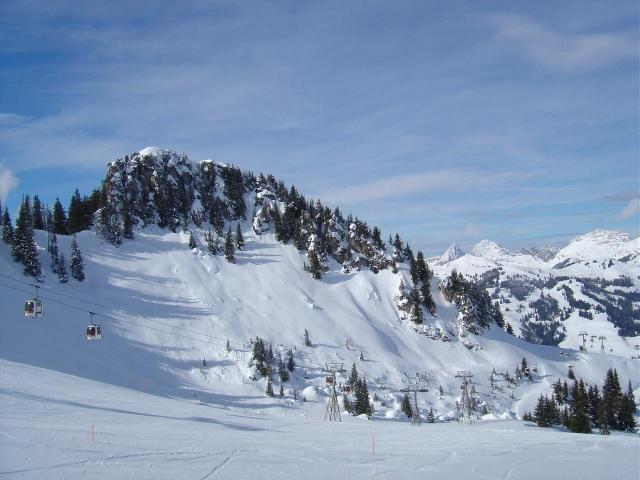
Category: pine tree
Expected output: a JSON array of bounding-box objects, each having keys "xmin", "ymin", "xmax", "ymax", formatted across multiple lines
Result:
[
  {"xmin": 303, "ymin": 329, "xmax": 311, "ymax": 347},
  {"xmin": 188, "ymin": 231, "xmax": 197, "ymax": 249},
  {"xmin": 266, "ymin": 376, "xmax": 274, "ymax": 397},
  {"xmin": 568, "ymin": 379, "xmax": 591, "ymax": 434},
  {"xmin": 427, "ymin": 407, "xmax": 435, "ymax": 423},
  {"xmin": 409, "ymin": 286, "xmax": 423, "ymax": 324},
  {"xmin": 204, "ymin": 229, "xmax": 218, "ymax": 254},
  {"xmin": 521, "ymin": 357, "xmax": 528, "ymax": 373},
  {"xmin": 349, "ymin": 363, "xmax": 359, "ymax": 387},
  {"xmin": 52, "ymin": 198, "xmax": 67, "ymax": 235},
  {"xmin": 420, "ymin": 281, "xmax": 436, "ymax": 315},
  {"xmin": 13, "ymin": 197, "xmax": 41, "ymax": 278},
  {"xmin": 401, "ymin": 393, "xmax": 413, "ymax": 419},
  {"xmin": 493, "ymin": 302, "xmax": 505, "ymax": 329},
  {"xmin": 48, "ymin": 228, "xmax": 60, "ymax": 274},
  {"xmin": 224, "ymin": 226, "xmax": 235, "ymax": 263},
  {"xmin": 122, "ymin": 200, "xmax": 134, "ymax": 240},
  {"xmin": 32, "ymin": 195, "xmax": 45, "ymax": 230},
  {"xmin": 2, "ymin": 207, "xmax": 13, "ymax": 244},
  {"xmin": 534, "ymin": 395, "xmax": 550, "ymax": 427},
  {"xmin": 568, "ymin": 366, "xmax": 575, "ymax": 380},
  {"xmin": 57, "ymin": 252, "xmax": 69, "ymax": 283},
  {"xmin": 225, "ymin": 339, "xmax": 232, "ymax": 354},
  {"xmin": 619, "ymin": 381, "xmax": 637, "ymax": 432},
  {"xmin": 70, "ymin": 235, "xmax": 85, "ymax": 281},
  {"xmin": 97, "ymin": 203, "xmax": 121, "ymax": 246},
  {"xmin": 286, "ymin": 349, "xmax": 295, "ymax": 372},
  {"xmin": 278, "ymin": 359, "xmax": 290, "ymax": 382},
  {"xmin": 506, "ymin": 323, "xmax": 514, "ymax": 335},
  {"xmin": 307, "ymin": 249, "xmax": 322, "ymax": 279},
  {"xmin": 67, "ymin": 189, "xmax": 83, "ymax": 234},
  {"xmin": 235, "ymin": 223, "xmax": 244, "ymax": 250}
]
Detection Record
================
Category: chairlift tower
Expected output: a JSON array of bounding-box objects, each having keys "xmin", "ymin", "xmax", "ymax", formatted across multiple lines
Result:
[
  {"xmin": 408, "ymin": 376, "xmax": 422, "ymax": 426},
  {"xmin": 578, "ymin": 332, "xmax": 589, "ymax": 352},
  {"xmin": 598, "ymin": 336, "xmax": 607, "ymax": 355},
  {"xmin": 455, "ymin": 371, "xmax": 474, "ymax": 424},
  {"xmin": 324, "ymin": 362, "xmax": 343, "ymax": 422}
]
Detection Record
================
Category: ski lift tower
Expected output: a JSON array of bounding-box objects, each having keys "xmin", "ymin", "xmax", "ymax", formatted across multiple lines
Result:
[
  {"xmin": 578, "ymin": 332, "xmax": 589, "ymax": 352},
  {"xmin": 408, "ymin": 375, "xmax": 422, "ymax": 426},
  {"xmin": 455, "ymin": 371, "xmax": 474, "ymax": 424},
  {"xmin": 598, "ymin": 336, "xmax": 607, "ymax": 355},
  {"xmin": 324, "ymin": 362, "xmax": 343, "ymax": 422}
]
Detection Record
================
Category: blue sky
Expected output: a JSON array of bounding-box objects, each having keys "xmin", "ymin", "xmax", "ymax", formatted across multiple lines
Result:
[{"xmin": 0, "ymin": 0, "xmax": 638, "ymax": 255}]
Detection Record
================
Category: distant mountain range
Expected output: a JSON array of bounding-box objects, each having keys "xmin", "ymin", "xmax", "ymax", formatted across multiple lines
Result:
[{"xmin": 430, "ymin": 230, "xmax": 640, "ymax": 349}]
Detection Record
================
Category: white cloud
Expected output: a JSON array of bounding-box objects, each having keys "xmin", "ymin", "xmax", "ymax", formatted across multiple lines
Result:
[
  {"xmin": 315, "ymin": 169, "xmax": 527, "ymax": 205},
  {"xmin": 618, "ymin": 198, "xmax": 640, "ymax": 219},
  {"xmin": 488, "ymin": 14, "xmax": 637, "ymax": 71},
  {"xmin": 0, "ymin": 165, "xmax": 18, "ymax": 202}
]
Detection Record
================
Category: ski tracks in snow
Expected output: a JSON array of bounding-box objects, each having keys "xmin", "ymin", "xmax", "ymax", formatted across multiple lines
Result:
[{"xmin": 200, "ymin": 449, "xmax": 236, "ymax": 479}]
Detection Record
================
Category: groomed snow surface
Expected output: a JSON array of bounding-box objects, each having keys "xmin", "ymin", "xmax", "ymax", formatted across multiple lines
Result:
[
  {"xmin": 2, "ymin": 360, "xmax": 638, "ymax": 480},
  {"xmin": 1, "ymin": 226, "xmax": 638, "ymax": 479}
]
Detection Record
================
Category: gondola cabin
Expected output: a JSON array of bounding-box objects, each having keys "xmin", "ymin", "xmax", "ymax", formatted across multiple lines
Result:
[
  {"xmin": 86, "ymin": 324, "xmax": 103, "ymax": 341},
  {"xmin": 24, "ymin": 299, "xmax": 43, "ymax": 318},
  {"xmin": 325, "ymin": 376, "xmax": 334, "ymax": 384}
]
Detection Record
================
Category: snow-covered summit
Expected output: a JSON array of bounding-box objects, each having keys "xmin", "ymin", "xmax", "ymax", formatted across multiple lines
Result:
[
  {"xmin": 553, "ymin": 229, "xmax": 639, "ymax": 263},
  {"xmin": 470, "ymin": 239, "xmax": 512, "ymax": 260},
  {"xmin": 138, "ymin": 146, "xmax": 167, "ymax": 157},
  {"xmin": 437, "ymin": 243, "xmax": 465, "ymax": 264}
]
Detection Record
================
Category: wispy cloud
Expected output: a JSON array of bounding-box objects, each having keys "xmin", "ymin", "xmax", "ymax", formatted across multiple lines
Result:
[
  {"xmin": 0, "ymin": 165, "xmax": 18, "ymax": 202},
  {"xmin": 618, "ymin": 198, "xmax": 640, "ymax": 219},
  {"xmin": 487, "ymin": 14, "xmax": 637, "ymax": 71},
  {"xmin": 315, "ymin": 169, "xmax": 528, "ymax": 205}
]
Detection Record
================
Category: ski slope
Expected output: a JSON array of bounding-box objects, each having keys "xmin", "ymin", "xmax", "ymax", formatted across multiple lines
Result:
[
  {"xmin": 2, "ymin": 360, "xmax": 638, "ymax": 480},
  {"xmin": 1, "ymin": 225, "xmax": 638, "ymax": 478}
]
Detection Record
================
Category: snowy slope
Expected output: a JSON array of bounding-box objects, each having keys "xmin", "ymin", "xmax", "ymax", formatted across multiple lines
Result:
[
  {"xmin": 2, "ymin": 359, "xmax": 638, "ymax": 480},
  {"xmin": 1, "ymin": 224, "xmax": 637, "ymax": 420}
]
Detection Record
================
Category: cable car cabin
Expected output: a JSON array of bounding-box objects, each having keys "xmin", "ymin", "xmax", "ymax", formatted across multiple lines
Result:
[
  {"xmin": 86, "ymin": 325, "xmax": 103, "ymax": 341},
  {"xmin": 342, "ymin": 385, "xmax": 351, "ymax": 393},
  {"xmin": 24, "ymin": 299, "xmax": 43, "ymax": 318},
  {"xmin": 325, "ymin": 376, "xmax": 334, "ymax": 384}
]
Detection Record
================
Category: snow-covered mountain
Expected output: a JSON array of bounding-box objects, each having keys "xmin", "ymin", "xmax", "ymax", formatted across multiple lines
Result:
[
  {"xmin": 431, "ymin": 230, "xmax": 640, "ymax": 350},
  {"xmin": 1, "ymin": 148, "xmax": 638, "ymax": 478},
  {"xmin": 436, "ymin": 243, "xmax": 465, "ymax": 264}
]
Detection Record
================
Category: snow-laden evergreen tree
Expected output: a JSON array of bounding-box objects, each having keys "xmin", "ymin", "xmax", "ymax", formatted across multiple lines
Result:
[
  {"xmin": 52, "ymin": 197, "xmax": 67, "ymax": 235},
  {"xmin": 49, "ymin": 229, "xmax": 60, "ymax": 274},
  {"xmin": 401, "ymin": 393, "xmax": 413, "ymax": 419},
  {"xmin": 122, "ymin": 200, "xmax": 134, "ymax": 240},
  {"xmin": 13, "ymin": 196, "xmax": 41, "ymax": 278},
  {"xmin": 427, "ymin": 407, "xmax": 435, "ymax": 423},
  {"xmin": 67, "ymin": 189, "xmax": 82, "ymax": 234},
  {"xmin": 70, "ymin": 235, "xmax": 85, "ymax": 281},
  {"xmin": 57, "ymin": 252, "xmax": 69, "ymax": 283},
  {"xmin": 204, "ymin": 229, "xmax": 218, "ymax": 254},
  {"xmin": 2, "ymin": 207, "xmax": 13, "ymax": 244},
  {"xmin": 265, "ymin": 375, "xmax": 274, "ymax": 397},
  {"xmin": 96, "ymin": 203, "xmax": 122, "ymax": 246},
  {"xmin": 286, "ymin": 349, "xmax": 295, "ymax": 372},
  {"xmin": 303, "ymin": 329, "xmax": 311, "ymax": 347},
  {"xmin": 349, "ymin": 363, "xmax": 358, "ymax": 386},
  {"xmin": 307, "ymin": 248, "xmax": 322, "ymax": 279},
  {"xmin": 188, "ymin": 231, "xmax": 197, "ymax": 249},
  {"xmin": 32, "ymin": 195, "xmax": 45, "ymax": 231},
  {"xmin": 224, "ymin": 226, "xmax": 235, "ymax": 263},
  {"xmin": 235, "ymin": 223, "xmax": 244, "ymax": 250},
  {"xmin": 279, "ymin": 383, "xmax": 284, "ymax": 398},
  {"xmin": 278, "ymin": 359, "xmax": 289, "ymax": 382}
]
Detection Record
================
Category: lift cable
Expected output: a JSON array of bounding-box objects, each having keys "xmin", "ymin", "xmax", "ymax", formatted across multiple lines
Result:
[{"xmin": 0, "ymin": 281, "xmax": 241, "ymax": 350}]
